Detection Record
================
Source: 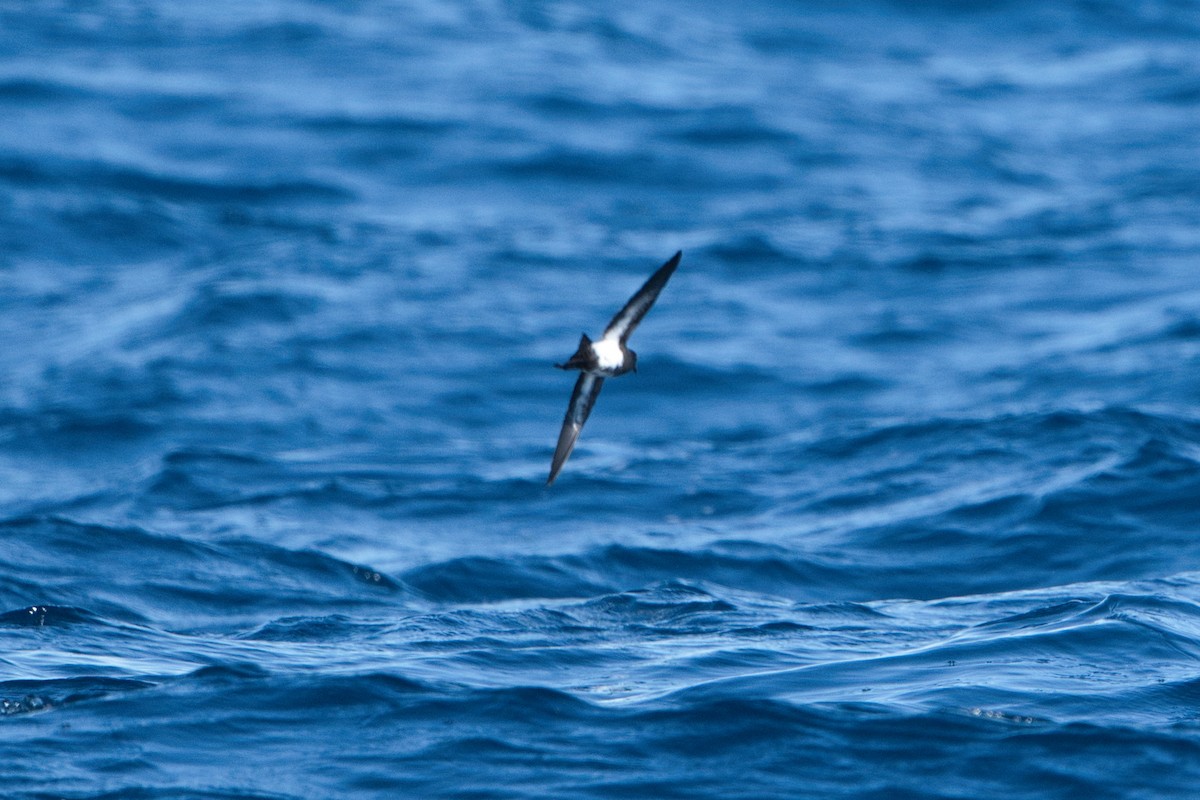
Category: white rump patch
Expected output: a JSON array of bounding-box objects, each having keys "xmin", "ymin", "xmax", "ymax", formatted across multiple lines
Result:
[{"xmin": 592, "ymin": 337, "xmax": 624, "ymax": 370}]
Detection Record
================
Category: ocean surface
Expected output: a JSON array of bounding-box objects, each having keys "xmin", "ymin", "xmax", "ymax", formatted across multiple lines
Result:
[{"xmin": 3, "ymin": 1, "xmax": 1200, "ymax": 797}]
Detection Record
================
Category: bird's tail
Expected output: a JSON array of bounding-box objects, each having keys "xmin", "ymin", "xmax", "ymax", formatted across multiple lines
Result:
[{"xmin": 554, "ymin": 333, "xmax": 593, "ymax": 370}]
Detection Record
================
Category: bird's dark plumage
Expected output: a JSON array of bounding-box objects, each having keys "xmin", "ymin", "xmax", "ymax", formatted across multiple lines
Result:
[
  {"xmin": 548, "ymin": 373, "xmax": 604, "ymax": 486},
  {"xmin": 604, "ymin": 250, "xmax": 682, "ymax": 344},
  {"xmin": 546, "ymin": 251, "xmax": 681, "ymax": 485}
]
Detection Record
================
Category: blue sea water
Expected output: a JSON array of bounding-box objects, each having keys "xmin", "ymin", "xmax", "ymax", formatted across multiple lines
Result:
[{"xmin": 3, "ymin": 0, "xmax": 1200, "ymax": 796}]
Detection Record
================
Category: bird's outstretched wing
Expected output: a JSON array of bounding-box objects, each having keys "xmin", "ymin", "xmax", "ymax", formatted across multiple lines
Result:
[
  {"xmin": 602, "ymin": 251, "xmax": 682, "ymax": 344},
  {"xmin": 547, "ymin": 372, "xmax": 604, "ymax": 485}
]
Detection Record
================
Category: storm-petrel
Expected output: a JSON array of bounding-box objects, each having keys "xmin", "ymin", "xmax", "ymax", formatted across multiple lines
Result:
[{"xmin": 547, "ymin": 250, "xmax": 682, "ymax": 485}]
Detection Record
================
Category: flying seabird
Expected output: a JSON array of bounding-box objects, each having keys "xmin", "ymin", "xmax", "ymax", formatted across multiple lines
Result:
[{"xmin": 547, "ymin": 250, "xmax": 682, "ymax": 485}]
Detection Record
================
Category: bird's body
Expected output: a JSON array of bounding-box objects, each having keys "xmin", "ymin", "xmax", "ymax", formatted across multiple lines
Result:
[
  {"xmin": 554, "ymin": 333, "xmax": 633, "ymax": 377},
  {"xmin": 547, "ymin": 251, "xmax": 682, "ymax": 485},
  {"xmin": 590, "ymin": 337, "xmax": 628, "ymax": 374}
]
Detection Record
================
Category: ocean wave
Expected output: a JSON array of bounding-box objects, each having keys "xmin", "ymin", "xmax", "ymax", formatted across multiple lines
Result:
[
  {"xmin": 0, "ymin": 675, "xmax": 154, "ymax": 717},
  {"xmin": 0, "ymin": 153, "xmax": 353, "ymax": 204},
  {"xmin": 0, "ymin": 516, "xmax": 408, "ymax": 628},
  {"xmin": 0, "ymin": 76, "xmax": 90, "ymax": 102}
]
